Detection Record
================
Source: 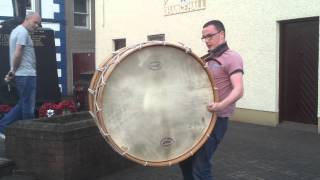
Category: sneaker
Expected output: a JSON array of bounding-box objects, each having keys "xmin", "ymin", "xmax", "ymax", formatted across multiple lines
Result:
[{"xmin": 0, "ymin": 133, "xmax": 5, "ymax": 140}]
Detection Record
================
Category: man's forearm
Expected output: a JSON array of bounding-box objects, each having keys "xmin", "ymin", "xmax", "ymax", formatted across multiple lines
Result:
[
  {"xmin": 11, "ymin": 56, "xmax": 22, "ymax": 72},
  {"xmin": 11, "ymin": 45, "xmax": 24, "ymax": 73}
]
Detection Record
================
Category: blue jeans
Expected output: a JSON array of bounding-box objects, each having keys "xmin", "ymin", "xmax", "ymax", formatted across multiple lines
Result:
[
  {"xmin": 179, "ymin": 117, "xmax": 228, "ymax": 180},
  {"xmin": 0, "ymin": 76, "xmax": 36, "ymax": 134}
]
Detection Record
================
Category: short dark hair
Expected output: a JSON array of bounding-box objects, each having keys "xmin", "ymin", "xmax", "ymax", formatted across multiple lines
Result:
[{"xmin": 203, "ymin": 20, "xmax": 225, "ymax": 33}]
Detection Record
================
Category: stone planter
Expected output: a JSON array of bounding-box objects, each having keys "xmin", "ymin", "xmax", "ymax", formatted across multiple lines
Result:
[{"xmin": 5, "ymin": 111, "xmax": 134, "ymax": 180}]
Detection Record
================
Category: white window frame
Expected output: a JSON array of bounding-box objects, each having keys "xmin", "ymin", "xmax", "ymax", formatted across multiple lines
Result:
[
  {"xmin": 26, "ymin": 0, "xmax": 35, "ymax": 13},
  {"xmin": 74, "ymin": 0, "xmax": 91, "ymax": 29}
]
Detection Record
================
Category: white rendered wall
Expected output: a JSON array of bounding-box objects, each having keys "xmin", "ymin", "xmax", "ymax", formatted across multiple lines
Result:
[
  {"xmin": 0, "ymin": 0, "xmax": 13, "ymax": 16},
  {"xmin": 95, "ymin": 0, "xmax": 320, "ymax": 118},
  {"xmin": 41, "ymin": 0, "xmax": 60, "ymax": 19}
]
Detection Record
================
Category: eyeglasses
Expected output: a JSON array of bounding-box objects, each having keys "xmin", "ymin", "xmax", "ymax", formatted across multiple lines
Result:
[{"xmin": 201, "ymin": 31, "xmax": 221, "ymax": 41}]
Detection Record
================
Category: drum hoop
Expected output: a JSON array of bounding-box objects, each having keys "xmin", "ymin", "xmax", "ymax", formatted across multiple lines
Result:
[{"xmin": 88, "ymin": 41, "xmax": 218, "ymax": 166}]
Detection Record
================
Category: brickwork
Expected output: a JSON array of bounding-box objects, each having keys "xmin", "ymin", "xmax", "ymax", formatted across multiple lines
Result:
[{"xmin": 4, "ymin": 112, "xmax": 134, "ymax": 180}]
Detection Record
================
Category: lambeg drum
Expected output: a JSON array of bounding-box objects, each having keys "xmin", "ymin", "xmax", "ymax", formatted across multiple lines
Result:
[{"xmin": 88, "ymin": 41, "xmax": 218, "ymax": 167}]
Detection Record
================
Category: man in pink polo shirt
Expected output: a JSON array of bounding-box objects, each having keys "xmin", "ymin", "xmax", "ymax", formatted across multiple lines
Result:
[{"xmin": 179, "ymin": 20, "xmax": 244, "ymax": 180}]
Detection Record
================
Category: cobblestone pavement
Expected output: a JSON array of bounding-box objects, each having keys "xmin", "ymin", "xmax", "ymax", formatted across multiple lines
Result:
[
  {"xmin": 1, "ymin": 121, "xmax": 320, "ymax": 180},
  {"xmin": 97, "ymin": 121, "xmax": 320, "ymax": 180}
]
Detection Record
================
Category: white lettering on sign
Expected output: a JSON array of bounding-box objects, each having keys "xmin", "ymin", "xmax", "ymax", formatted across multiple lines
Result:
[{"xmin": 164, "ymin": 0, "xmax": 206, "ymax": 16}]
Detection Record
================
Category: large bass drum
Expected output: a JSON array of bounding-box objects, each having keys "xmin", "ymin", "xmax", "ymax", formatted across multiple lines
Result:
[{"xmin": 88, "ymin": 41, "xmax": 217, "ymax": 167}]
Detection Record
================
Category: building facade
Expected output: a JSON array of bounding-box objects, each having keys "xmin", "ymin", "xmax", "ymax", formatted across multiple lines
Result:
[
  {"xmin": 0, "ymin": 0, "xmax": 95, "ymax": 96},
  {"xmin": 95, "ymin": 0, "xmax": 320, "ymax": 133}
]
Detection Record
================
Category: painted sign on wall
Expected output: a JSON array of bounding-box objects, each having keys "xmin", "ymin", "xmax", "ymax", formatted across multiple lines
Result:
[{"xmin": 164, "ymin": 0, "xmax": 206, "ymax": 16}]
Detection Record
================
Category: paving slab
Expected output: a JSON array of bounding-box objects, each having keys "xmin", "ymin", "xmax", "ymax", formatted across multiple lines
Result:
[
  {"xmin": 1, "ymin": 121, "xmax": 319, "ymax": 180},
  {"xmin": 97, "ymin": 121, "xmax": 320, "ymax": 180}
]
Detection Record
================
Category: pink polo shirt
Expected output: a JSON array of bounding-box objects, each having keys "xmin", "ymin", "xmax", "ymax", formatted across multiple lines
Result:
[{"xmin": 204, "ymin": 47, "xmax": 244, "ymax": 117}]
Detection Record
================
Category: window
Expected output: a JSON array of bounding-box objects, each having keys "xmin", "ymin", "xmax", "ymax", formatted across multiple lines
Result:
[
  {"xmin": 26, "ymin": 0, "xmax": 35, "ymax": 12},
  {"xmin": 74, "ymin": 0, "xmax": 90, "ymax": 28},
  {"xmin": 113, "ymin": 39, "xmax": 126, "ymax": 51},
  {"xmin": 147, "ymin": 34, "xmax": 165, "ymax": 41},
  {"xmin": 11, "ymin": 0, "xmax": 35, "ymax": 16}
]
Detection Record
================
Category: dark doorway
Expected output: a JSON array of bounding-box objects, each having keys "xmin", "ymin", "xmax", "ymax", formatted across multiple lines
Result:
[
  {"xmin": 279, "ymin": 17, "xmax": 319, "ymax": 124},
  {"xmin": 72, "ymin": 53, "xmax": 95, "ymax": 111},
  {"xmin": 73, "ymin": 53, "xmax": 95, "ymax": 84}
]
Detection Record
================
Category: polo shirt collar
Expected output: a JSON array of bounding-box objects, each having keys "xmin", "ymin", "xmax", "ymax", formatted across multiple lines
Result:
[{"xmin": 204, "ymin": 42, "xmax": 229, "ymax": 62}]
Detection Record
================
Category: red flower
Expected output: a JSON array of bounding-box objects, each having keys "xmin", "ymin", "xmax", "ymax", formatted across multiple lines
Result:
[
  {"xmin": 0, "ymin": 104, "xmax": 12, "ymax": 113},
  {"xmin": 57, "ymin": 100, "xmax": 77, "ymax": 113},
  {"xmin": 38, "ymin": 102, "xmax": 59, "ymax": 118},
  {"xmin": 38, "ymin": 100, "xmax": 77, "ymax": 118}
]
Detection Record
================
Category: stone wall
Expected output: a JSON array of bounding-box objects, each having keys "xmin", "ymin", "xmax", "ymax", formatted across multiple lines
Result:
[{"xmin": 5, "ymin": 112, "xmax": 134, "ymax": 180}]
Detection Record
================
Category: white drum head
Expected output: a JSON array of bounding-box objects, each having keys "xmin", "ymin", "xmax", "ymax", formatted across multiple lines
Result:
[{"xmin": 89, "ymin": 42, "xmax": 217, "ymax": 166}]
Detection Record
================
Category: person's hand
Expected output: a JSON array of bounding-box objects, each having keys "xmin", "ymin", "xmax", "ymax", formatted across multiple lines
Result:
[
  {"xmin": 207, "ymin": 102, "xmax": 224, "ymax": 113},
  {"xmin": 4, "ymin": 71, "xmax": 14, "ymax": 82}
]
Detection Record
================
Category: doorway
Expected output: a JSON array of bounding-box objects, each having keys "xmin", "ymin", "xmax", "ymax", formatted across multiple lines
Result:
[
  {"xmin": 72, "ymin": 52, "xmax": 95, "ymax": 110},
  {"xmin": 279, "ymin": 17, "xmax": 319, "ymax": 124},
  {"xmin": 73, "ymin": 53, "xmax": 95, "ymax": 83}
]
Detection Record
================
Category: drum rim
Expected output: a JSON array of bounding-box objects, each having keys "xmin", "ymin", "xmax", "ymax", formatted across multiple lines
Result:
[{"xmin": 88, "ymin": 41, "xmax": 218, "ymax": 166}]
